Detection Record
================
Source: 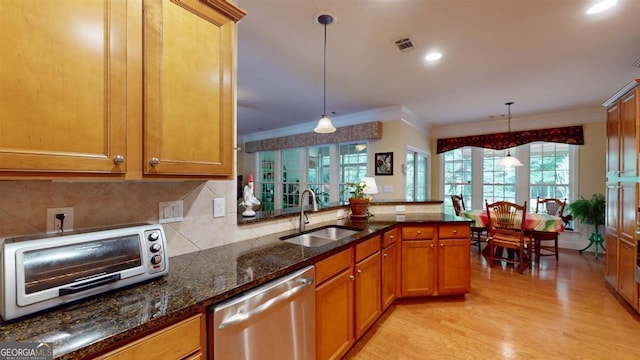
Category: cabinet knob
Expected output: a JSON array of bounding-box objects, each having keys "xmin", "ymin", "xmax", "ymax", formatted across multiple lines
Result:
[
  {"xmin": 357, "ymin": 269, "xmax": 363, "ymax": 274},
  {"xmin": 452, "ymin": 229, "xmax": 457, "ymax": 234},
  {"xmin": 113, "ymin": 155, "xmax": 125, "ymax": 165},
  {"xmin": 389, "ymin": 235, "xmax": 395, "ymax": 239},
  {"xmin": 430, "ymin": 244, "xmax": 434, "ymax": 249},
  {"xmin": 416, "ymin": 231, "xmax": 422, "ymax": 234},
  {"xmin": 149, "ymin": 157, "xmax": 160, "ymax": 167},
  {"xmin": 440, "ymin": 243, "xmax": 445, "ymax": 247},
  {"xmin": 383, "ymin": 253, "xmax": 388, "ymax": 257},
  {"xmin": 349, "ymin": 274, "xmax": 355, "ymax": 280}
]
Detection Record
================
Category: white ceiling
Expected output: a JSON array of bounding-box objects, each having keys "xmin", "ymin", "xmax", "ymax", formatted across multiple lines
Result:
[{"xmin": 235, "ymin": 0, "xmax": 640, "ymax": 136}]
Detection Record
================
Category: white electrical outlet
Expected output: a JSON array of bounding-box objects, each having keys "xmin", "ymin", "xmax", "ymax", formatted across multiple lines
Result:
[
  {"xmin": 213, "ymin": 198, "xmax": 225, "ymax": 218},
  {"xmin": 159, "ymin": 200, "xmax": 184, "ymax": 223},
  {"xmin": 396, "ymin": 205, "xmax": 406, "ymax": 213},
  {"xmin": 46, "ymin": 207, "xmax": 74, "ymax": 234}
]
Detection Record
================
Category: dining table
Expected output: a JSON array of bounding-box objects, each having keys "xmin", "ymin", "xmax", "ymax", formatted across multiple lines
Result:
[
  {"xmin": 458, "ymin": 209, "xmax": 564, "ymax": 233},
  {"xmin": 458, "ymin": 209, "xmax": 564, "ymax": 263}
]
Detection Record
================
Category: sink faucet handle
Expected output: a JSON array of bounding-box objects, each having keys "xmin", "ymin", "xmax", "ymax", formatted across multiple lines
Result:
[{"xmin": 304, "ymin": 212, "xmax": 310, "ymax": 225}]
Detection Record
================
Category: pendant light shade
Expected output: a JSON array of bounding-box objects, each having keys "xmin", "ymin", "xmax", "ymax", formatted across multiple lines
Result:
[
  {"xmin": 314, "ymin": 14, "xmax": 336, "ymax": 134},
  {"xmin": 498, "ymin": 101, "xmax": 524, "ymax": 167}
]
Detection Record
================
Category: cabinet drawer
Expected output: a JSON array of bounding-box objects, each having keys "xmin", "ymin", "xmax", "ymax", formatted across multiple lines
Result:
[
  {"xmin": 356, "ymin": 236, "xmax": 381, "ymax": 262},
  {"xmin": 438, "ymin": 224, "xmax": 470, "ymax": 239},
  {"xmin": 95, "ymin": 314, "xmax": 203, "ymax": 360},
  {"xmin": 382, "ymin": 227, "xmax": 398, "ymax": 248},
  {"xmin": 316, "ymin": 247, "xmax": 354, "ymax": 284},
  {"xmin": 402, "ymin": 226, "xmax": 435, "ymax": 240}
]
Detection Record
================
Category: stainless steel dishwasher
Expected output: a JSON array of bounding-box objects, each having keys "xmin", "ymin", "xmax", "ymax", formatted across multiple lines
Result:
[{"xmin": 211, "ymin": 265, "xmax": 315, "ymax": 360}]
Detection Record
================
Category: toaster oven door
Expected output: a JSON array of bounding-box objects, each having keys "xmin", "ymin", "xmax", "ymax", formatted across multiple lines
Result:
[{"xmin": 16, "ymin": 234, "xmax": 145, "ymax": 306}]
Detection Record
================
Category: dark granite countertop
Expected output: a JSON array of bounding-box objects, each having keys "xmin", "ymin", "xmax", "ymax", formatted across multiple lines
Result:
[
  {"xmin": 237, "ymin": 199, "xmax": 443, "ymax": 225},
  {"xmin": 0, "ymin": 213, "xmax": 466, "ymax": 359}
]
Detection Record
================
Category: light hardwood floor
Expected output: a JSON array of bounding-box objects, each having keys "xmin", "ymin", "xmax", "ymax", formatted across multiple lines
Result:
[{"xmin": 345, "ymin": 248, "xmax": 640, "ymax": 360}]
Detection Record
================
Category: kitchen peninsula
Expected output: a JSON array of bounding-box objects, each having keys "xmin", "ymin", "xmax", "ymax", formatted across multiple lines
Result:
[{"xmin": 0, "ymin": 209, "xmax": 471, "ymax": 359}]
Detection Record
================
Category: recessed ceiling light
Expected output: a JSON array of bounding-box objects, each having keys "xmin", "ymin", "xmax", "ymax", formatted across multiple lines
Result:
[
  {"xmin": 425, "ymin": 52, "xmax": 442, "ymax": 62},
  {"xmin": 586, "ymin": 0, "xmax": 618, "ymax": 15}
]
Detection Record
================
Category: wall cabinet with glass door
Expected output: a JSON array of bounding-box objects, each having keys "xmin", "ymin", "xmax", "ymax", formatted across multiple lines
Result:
[{"xmin": 0, "ymin": 0, "xmax": 245, "ymax": 179}]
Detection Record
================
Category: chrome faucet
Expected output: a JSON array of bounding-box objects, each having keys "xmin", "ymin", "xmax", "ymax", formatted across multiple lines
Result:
[{"xmin": 299, "ymin": 189, "xmax": 318, "ymax": 232}]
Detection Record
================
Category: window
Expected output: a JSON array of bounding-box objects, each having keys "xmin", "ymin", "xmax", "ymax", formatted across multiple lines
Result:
[
  {"xmin": 482, "ymin": 148, "xmax": 517, "ymax": 204},
  {"xmin": 282, "ymin": 148, "xmax": 302, "ymax": 209},
  {"xmin": 443, "ymin": 148, "xmax": 472, "ymax": 215},
  {"xmin": 308, "ymin": 145, "xmax": 331, "ymax": 207},
  {"xmin": 255, "ymin": 142, "xmax": 368, "ymax": 210},
  {"xmin": 257, "ymin": 151, "xmax": 275, "ymax": 211},
  {"xmin": 441, "ymin": 143, "xmax": 577, "ymax": 215},
  {"xmin": 339, "ymin": 143, "xmax": 369, "ymax": 202},
  {"xmin": 529, "ymin": 143, "xmax": 570, "ymax": 211},
  {"xmin": 406, "ymin": 148, "xmax": 429, "ymax": 201}
]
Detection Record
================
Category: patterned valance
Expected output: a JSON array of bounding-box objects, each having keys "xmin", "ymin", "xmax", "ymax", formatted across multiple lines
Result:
[{"xmin": 436, "ymin": 125, "xmax": 584, "ymax": 154}]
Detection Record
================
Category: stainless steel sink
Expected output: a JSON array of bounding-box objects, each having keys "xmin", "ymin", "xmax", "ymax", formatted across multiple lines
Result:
[{"xmin": 280, "ymin": 225, "xmax": 361, "ymax": 247}]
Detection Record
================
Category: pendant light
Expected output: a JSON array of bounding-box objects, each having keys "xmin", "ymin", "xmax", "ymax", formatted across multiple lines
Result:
[
  {"xmin": 314, "ymin": 14, "xmax": 337, "ymax": 133},
  {"xmin": 497, "ymin": 101, "xmax": 524, "ymax": 167}
]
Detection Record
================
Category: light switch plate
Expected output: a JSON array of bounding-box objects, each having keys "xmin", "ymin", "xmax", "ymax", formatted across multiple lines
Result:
[
  {"xmin": 213, "ymin": 198, "xmax": 225, "ymax": 218},
  {"xmin": 384, "ymin": 185, "xmax": 393, "ymax": 193},
  {"xmin": 159, "ymin": 200, "xmax": 183, "ymax": 223}
]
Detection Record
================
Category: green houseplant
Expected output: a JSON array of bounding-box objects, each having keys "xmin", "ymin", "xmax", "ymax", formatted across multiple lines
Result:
[
  {"xmin": 345, "ymin": 181, "xmax": 370, "ymax": 219},
  {"xmin": 567, "ymin": 193, "xmax": 605, "ymax": 258}
]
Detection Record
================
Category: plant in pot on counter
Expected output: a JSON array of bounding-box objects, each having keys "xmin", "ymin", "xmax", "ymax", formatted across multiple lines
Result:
[{"xmin": 344, "ymin": 181, "xmax": 370, "ymax": 219}]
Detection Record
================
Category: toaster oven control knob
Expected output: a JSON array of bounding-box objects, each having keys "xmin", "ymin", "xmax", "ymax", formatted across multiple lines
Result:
[
  {"xmin": 150, "ymin": 243, "xmax": 162, "ymax": 253},
  {"xmin": 148, "ymin": 232, "xmax": 160, "ymax": 241},
  {"xmin": 151, "ymin": 254, "xmax": 162, "ymax": 265}
]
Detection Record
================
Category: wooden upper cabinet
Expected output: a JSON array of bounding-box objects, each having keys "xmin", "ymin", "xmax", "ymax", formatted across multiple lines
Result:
[
  {"xmin": 0, "ymin": 0, "xmax": 128, "ymax": 175},
  {"xmin": 143, "ymin": 0, "xmax": 242, "ymax": 177},
  {"xmin": 605, "ymin": 80, "xmax": 640, "ymax": 179},
  {"xmin": 0, "ymin": 0, "xmax": 245, "ymax": 179}
]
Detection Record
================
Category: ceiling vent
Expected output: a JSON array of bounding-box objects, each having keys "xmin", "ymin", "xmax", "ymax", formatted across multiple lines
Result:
[
  {"xmin": 633, "ymin": 57, "xmax": 640, "ymax": 68},
  {"xmin": 394, "ymin": 37, "xmax": 415, "ymax": 52}
]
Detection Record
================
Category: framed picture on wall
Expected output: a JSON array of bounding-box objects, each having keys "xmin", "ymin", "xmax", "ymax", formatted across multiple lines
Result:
[{"xmin": 375, "ymin": 152, "xmax": 393, "ymax": 176}]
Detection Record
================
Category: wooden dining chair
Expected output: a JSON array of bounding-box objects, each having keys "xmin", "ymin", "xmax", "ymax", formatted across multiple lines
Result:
[
  {"xmin": 450, "ymin": 194, "xmax": 485, "ymax": 253},
  {"xmin": 485, "ymin": 200, "xmax": 531, "ymax": 274},
  {"xmin": 532, "ymin": 197, "xmax": 566, "ymax": 264}
]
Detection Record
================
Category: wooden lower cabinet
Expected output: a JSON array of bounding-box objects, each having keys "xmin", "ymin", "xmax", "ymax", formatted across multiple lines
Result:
[
  {"xmin": 400, "ymin": 224, "xmax": 471, "ymax": 297},
  {"xmin": 401, "ymin": 239, "xmax": 436, "ymax": 296},
  {"xmin": 316, "ymin": 266, "xmax": 355, "ymax": 360},
  {"xmin": 354, "ymin": 251, "xmax": 382, "ymax": 339},
  {"xmin": 618, "ymin": 240, "xmax": 638, "ymax": 306},
  {"xmin": 316, "ymin": 224, "xmax": 470, "ymax": 359},
  {"xmin": 94, "ymin": 314, "xmax": 205, "ymax": 360},
  {"xmin": 381, "ymin": 240, "xmax": 398, "ymax": 311}
]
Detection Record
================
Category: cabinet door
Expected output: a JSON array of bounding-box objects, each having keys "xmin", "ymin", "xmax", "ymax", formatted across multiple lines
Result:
[
  {"xmin": 620, "ymin": 90, "xmax": 638, "ymax": 177},
  {"xmin": 618, "ymin": 240, "xmax": 638, "ymax": 308},
  {"xmin": 619, "ymin": 182, "xmax": 637, "ymax": 246},
  {"xmin": 381, "ymin": 242, "xmax": 397, "ymax": 311},
  {"xmin": 316, "ymin": 268, "xmax": 354, "ymax": 360},
  {"xmin": 354, "ymin": 251, "xmax": 381, "ymax": 340},
  {"xmin": 604, "ymin": 233, "xmax": 619, "ymax": 288},
  {"xmin": 606, "ymin": 103, "xmax": 620, "ymax": 177},
  {"xmin": 437, "ymin": 239, "xmax": 471, "ymax": 295},
  {"xmin": 401, "ymin": 240, "xmax": 436, "ymax": 297},
  {"xmin": 0, "ymin": 0, "xmax": 127, "ymax": 174},
  {"xmin": 143, "ymin": 0, "xmax": 240, "ymax": 176}
]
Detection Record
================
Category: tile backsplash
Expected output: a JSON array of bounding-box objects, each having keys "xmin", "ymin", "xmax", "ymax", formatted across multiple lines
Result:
[{"xmin": 0, "ymin": 180, "xmax": 344, "ymax": 257}]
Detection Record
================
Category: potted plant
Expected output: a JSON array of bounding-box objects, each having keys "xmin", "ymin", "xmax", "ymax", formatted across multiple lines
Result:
[
  {"xmin": 345, "ymin": 181, "xmax": 370, "ymax": 219},
  {"xmin": 567, "ymin": 193, "xmax": 605, "ymax": 258}
]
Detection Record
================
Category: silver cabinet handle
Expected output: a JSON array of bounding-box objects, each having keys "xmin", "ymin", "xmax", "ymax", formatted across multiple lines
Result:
[
  {"xmin": 349, "ymin": 274, "xmax": 355, "ymax": 280},
  {"xmin": 218, "ymin": 277, "xmax": 314, "ymax": 329},
  {"xmin": 113, "ymin": 155, "xmax": 125, "ymax": 165},
  {"xmin": 357, "ymin": 269, "xmax": 363, "ymax": 274},
  {"xmin": 149, "ymin": 157, "xmax": 160, "ymax": 167}
]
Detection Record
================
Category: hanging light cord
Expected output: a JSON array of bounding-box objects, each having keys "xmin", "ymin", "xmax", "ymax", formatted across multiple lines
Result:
[{"xmin": 322, "ymin": 21, "xmax": 327, "ymax": 117}]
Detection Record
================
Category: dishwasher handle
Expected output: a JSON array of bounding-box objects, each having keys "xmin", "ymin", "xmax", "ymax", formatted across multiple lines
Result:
[{"xmin": 218, "ymin": 277, "xmax": 314, "ymax": 329}]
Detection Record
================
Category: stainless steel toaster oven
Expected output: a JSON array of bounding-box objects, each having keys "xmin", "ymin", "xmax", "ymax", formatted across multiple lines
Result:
[{"xmin": 1, "ymin": 224, "xmax": 168, "ymax": 321}]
